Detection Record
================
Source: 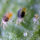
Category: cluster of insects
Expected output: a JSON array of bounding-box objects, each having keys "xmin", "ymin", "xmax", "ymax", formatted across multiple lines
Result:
[
  {"xmin": 1, "ymin": 8, "xmax": 26, "ymax": 29},
  {"xmin": 1, "ymin": 8, "xmax": 39, "ymax": 29},
  {"xmin": 1, "ymin": 8, "xmax": 39, "ymax": 37}
]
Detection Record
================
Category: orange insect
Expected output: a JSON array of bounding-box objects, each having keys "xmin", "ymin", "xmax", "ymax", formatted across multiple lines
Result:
[
  {"xmin": 34, "ymin": 14, "xmax": 39, "ymax": 19},
  {"xmin": 3, "ymin": 12, "xmax": 12, "ymax": 22},
  {"xmin": 33, "ymin": 14, "xmax": 39, "ymax": 24},
  {"xmin": 1, "ymin": 12, "xmax": 13, "ymax": 29}
]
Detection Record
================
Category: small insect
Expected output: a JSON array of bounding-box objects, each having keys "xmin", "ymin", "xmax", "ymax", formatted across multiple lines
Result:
[
  {"xmin": 1, "ymin": 12, "xmax": 12, "ymax": 29},
  {"xmin": 16, "ymin": 8, "xmax": 26, "ymax": 24},
  {"xmin": 33, "ymin": 14, "xmax": 39, "ymax": 24}
]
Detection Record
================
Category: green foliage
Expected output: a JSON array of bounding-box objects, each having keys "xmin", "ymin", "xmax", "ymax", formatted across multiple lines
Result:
[{"xmin": 0, "ymin": 0, "xmax": 40, "ymax": 40}]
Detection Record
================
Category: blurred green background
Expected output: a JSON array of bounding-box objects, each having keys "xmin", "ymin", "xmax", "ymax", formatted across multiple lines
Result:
[{"xmin": 0, "ymin": 0, "xmax": 40, "ymax": 40}]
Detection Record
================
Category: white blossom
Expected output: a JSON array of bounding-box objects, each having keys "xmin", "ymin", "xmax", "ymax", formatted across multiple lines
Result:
[
  {"xmin": 1, "ymin": 19, "xmax": 7, "ymax": 30},
  {"xmin": 23, "ymin": 32, "xmax": 27, "ymax": 37},
  {"xmin": 16, "ymin": 18, "xmax": 24, "ymax": 24}
]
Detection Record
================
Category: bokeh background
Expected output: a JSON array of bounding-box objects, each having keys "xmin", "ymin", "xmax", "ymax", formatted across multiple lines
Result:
[{"xmin": 0, "ymin": 0, "xmax": 40, "ymax": 40}]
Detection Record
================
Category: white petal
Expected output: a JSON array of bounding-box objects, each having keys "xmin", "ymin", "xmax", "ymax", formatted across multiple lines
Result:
[
  {"xmin": 2, "ymin": 19, "xmax": 6, "ymax": 24},
  {"xmin": 16, "ymin": 18, "xmax": 23, "ymax": 24},
  {"xmin": 23, "ymin": 32, "xmax": 27, "ymax": 37}
]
